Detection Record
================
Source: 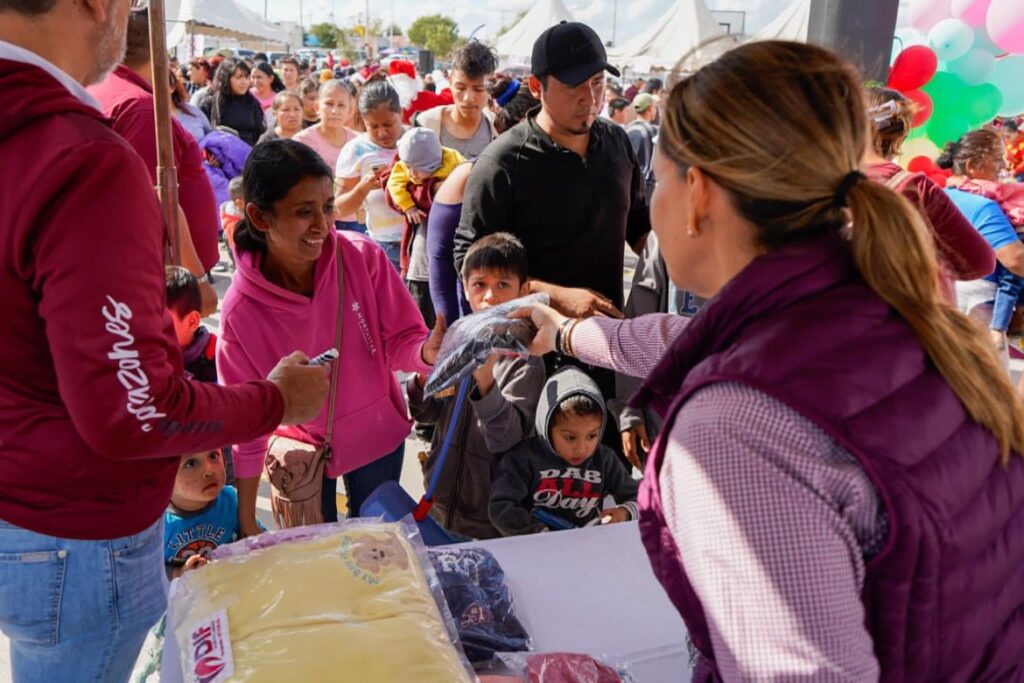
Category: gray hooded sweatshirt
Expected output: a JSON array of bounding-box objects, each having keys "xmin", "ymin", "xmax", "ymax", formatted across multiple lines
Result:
[
  {"xmin": 408, "ymin": 355, "xmax": 545, "ymax": 539},
  {"xmin": 489, "ymin": 367, "xmax": 639, "ymax": 536}
]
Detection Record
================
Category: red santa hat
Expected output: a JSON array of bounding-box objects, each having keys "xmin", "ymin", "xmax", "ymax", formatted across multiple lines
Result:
[
  {"xmin": 387, "ymin": 59, "xmax": 417, "ymax": 80},
  {"xmin": 403, "ymin": 88, "xmax": 454, "ymax": 124}
]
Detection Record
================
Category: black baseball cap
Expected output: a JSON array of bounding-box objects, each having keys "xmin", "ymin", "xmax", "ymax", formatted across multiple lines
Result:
[{"xmin": 532, "ymin": 21, "xmax": 620, "ymax": 88}]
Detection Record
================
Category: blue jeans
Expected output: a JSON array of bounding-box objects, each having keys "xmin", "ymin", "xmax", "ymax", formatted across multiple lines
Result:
[
  {"xmin": 0, "ymin": 518, "xmax": 166, "ymax": 683},
  {"xmin": 378, "ymin": 240, "xmax": 402, "ymax": 273},
  {"xmin": 321, "ymin": 441, "xmax": 405, "ymax": 520},
  {"xmin": 335, "ymin": 220, "xmax": 367, "ymax": 234}
]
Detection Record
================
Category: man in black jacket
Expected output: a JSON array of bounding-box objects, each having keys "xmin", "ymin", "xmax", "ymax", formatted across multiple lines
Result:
[{"xmin": 453, "ymin": 21, "xmax": 650, "ymax": 318}]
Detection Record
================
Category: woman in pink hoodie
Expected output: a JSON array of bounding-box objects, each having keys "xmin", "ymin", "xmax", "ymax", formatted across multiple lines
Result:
[{"xmin": 218, "ymin": 140, "xmax": 445, "ymax": 534}]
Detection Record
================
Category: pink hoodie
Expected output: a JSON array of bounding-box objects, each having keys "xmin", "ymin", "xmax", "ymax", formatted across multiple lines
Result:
[{"xmin": 218, "ymin": 231, "xmax": 431, "ymax": 479}]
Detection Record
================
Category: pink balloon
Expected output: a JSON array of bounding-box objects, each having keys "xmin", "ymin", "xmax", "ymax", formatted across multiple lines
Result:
[
  {"xmin": 987, "ymin": 0, "xmax": 1024, "ymax": 53},
  {"xmin": 909, "ymin": 0, "xmax": 954, "ymax": 32},
  {"xmin": 952, "ymin": 0, "xmax": 992, "ymax": 27}
]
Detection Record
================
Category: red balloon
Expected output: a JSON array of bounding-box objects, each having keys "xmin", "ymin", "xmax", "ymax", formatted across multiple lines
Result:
[
  {"xmin": 908, "ymin": 155, "xmax": 938, "ymax": 174},
  {"xmin": 927, "ymin": 169, "xmax": 952, "ymax": 187},
  {"xmin": 888, "ymin": 46, "xmax": 939, "ymax": 91},
  {"xmin": 904, "ymin": 89, "xmax": 934, "ymax": 127}
]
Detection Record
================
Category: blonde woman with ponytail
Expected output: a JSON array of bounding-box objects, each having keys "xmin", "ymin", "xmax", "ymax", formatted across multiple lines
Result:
[{"xmin": 516, "ymin": 41, "xmax": 1024, "ymax": 680}]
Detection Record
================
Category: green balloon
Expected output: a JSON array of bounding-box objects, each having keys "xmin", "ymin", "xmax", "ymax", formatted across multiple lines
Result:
[
  {"xmin": 926, "ymin": 112, "xmax": 971, "ymax": 146},
  {"xmin": 964, "ymin": 83, "xmax": 1003, "ymax": 125},
  {"xmin": 923, "ymin": 70, "xmax": 967, "ymax": 109}
]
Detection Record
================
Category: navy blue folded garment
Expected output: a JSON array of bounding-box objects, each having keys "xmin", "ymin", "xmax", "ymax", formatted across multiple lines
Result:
[{"xmin": 429, "ymin": 547, "xmax": 532, "ymax": 663}]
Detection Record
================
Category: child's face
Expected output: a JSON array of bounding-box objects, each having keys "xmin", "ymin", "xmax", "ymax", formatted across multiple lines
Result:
[
  {"xmin": 550, "ymin": 411, "xmax": 603, "ymax": 467},
  {"xmin": 464, "ymin": 268, "xmax": 527, "ymax": 312},
  {"xmin": 232, "ymin": 196, "xmax": 245, "ymax": 211},
  {"xmin": 168, "ymin": 308, "xmax": 201, "ymax": 348},
  {"xmin": 172, "ymin": 450, "xmax": 226, "ymax": 511}
]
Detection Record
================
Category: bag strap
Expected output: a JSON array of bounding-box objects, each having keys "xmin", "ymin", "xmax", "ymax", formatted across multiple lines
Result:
[{"xmin": 322, "ymin": 240, "xmax": 345, "ymax": 453}]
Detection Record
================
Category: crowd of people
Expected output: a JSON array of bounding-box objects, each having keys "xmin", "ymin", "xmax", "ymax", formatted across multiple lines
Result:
[{"xmin": 2, "ymin": 0, "xmax": 1024, "ymax": 681}]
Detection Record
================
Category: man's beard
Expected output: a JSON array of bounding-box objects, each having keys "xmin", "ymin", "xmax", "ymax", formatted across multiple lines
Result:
[
  {"xmin": 85, "ymin": 0, "xmax": 128, "ymax": 86},
  {"xmin": 567, "ymin": 119, "xmax": 592, "ymax": 136}
]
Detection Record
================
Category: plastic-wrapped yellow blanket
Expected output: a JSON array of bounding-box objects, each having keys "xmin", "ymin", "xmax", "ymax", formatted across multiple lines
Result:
[{"xmin": 169, "ymin": 522, "xmax": 473, "ymax": 682}]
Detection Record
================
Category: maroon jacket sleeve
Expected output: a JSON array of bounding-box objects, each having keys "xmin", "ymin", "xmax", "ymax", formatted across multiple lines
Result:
[
  {"xmin": 33, "ymin": 140, "xmax": 283, "ymax": 460},
  {"xmin": 111, "ymin": 104, "xmax": 221, "ymax": 271},
  {"xmin": 914, "ymin": 176, "xmax": 996, "ymax": 280}
]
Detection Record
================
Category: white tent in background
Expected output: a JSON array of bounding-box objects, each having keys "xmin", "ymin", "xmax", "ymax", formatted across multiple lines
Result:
[
  {"xmin": 166, "ymin": 0, "xmax": 291, "ymax": 52},
  {"xmin": 750, "ymin": 0, "xmax": 812, "ymax": 42},
  {"xmin": 607, "ymin": 0, "xmax": 730, "ymax": 71},
  {"xmin": 496, "ymin": 0, "xmax": 575, "ymax": 67}
]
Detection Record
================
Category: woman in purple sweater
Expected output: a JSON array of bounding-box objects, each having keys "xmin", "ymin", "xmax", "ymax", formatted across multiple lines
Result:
[{"xmin": 519, "ymin": 41, "xmax": 1024, "ymax": 680}]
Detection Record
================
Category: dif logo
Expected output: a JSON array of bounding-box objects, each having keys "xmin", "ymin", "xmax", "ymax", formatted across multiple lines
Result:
[{"xmin": 187, "ymin": 609, "xmax": 234, "ymax": 683}]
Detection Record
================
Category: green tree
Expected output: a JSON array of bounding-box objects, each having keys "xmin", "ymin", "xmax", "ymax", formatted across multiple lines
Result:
[
  {"xmin": 308, "ymin": 22, "xmax": 341, "ymax": 49},
  {"xmin": 407, "ymin": 14, "xmax": 460, "ymax": 57},
  {"xmin": 386, "ymin": 23, "xmax": 403, "ymax": 37},
  {"xmin": 496, "ymin": 9, "xmax": 527, "ymax": 39}
]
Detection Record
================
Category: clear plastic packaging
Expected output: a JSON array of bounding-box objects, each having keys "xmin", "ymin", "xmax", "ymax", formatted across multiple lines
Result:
[
  {"xmin": 168, "ymin": 519, "xmax": 474, "ymax": 682},
  {"xmin": 429, "ymin": 547, "xmax": 532, "ymax": 663},
  {"xmin": 424, "ymin": 293, "xmax": 549, "ymax": 396},
  {"xmin": 493, "ymin": 652, "xmax": 636, "ymax": 683}
]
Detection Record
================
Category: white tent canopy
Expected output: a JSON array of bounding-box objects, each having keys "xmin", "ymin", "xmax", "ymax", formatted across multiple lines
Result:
[
  {"xmin": 496, "ymin": 0, "xmax": 575, "ymax": 67},
  {"xmin": 166, "ymin": 0, "xmax": 290, "ymax": 49},
  {"xmin": 750, "ymin": 0, "xmax": 812, "ymax": 42},
  {"xmin": 607, "ymin": 0, "xmax": 729, "ymax": 71}
]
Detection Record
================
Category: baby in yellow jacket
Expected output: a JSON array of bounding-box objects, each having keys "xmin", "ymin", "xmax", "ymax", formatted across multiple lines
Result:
[{"xmin": 387, "ymin": 127, "xmax": 465, "ymax": 224}]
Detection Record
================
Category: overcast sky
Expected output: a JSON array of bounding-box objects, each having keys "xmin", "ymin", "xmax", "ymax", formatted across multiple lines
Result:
[{"xmin": 236, "ymin": 0, "xmax": 802, "ymax": 45}]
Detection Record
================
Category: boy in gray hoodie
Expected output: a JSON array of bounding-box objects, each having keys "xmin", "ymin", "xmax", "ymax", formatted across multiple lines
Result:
[
  {"xmin": 408, "ymin": 233, "xmax": 546, "ymax": 539},
  {"xmin": 490, "ymin": 367, "xmax": 639, "ymax": 536}
]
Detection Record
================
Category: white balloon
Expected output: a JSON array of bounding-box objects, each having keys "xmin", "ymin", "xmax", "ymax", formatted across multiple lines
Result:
[{"xmin": 929, "ymin": 18, "xmax": 976, "ymax": 62}]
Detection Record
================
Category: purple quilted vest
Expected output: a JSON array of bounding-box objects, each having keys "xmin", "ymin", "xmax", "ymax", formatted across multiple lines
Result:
[{"xmin": 633, "ymin": 233, "xmax": 1024, "ymax": 681}]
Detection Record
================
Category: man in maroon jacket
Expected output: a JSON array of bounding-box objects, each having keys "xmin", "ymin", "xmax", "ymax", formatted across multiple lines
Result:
[
  {"xmin": 0, "ymin": 1, "xmax": 330, "ymax": 680},
  {"xmin": 89, "ymin": 9, "xmax": 222, "ymax": 278}
]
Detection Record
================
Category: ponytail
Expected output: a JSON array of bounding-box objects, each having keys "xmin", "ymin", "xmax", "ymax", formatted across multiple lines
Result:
[
  {"xmin": 232, "ymin": 216, "xmax": 267, "ymax": 255},
  {"xmin": 846, "ymin": 180, "xmax": 1024, "ymax": 461}
]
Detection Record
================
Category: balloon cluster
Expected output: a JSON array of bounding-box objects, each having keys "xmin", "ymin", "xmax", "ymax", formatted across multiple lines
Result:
[{"xmin": 889, "ymin": 0, "xmax": 1024, "ymax": 180}]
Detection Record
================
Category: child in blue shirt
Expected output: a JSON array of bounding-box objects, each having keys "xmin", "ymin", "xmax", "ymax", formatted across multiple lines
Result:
[{"xmin": 163, "ymin": 448, "xmax": 239, "ymax": 579}]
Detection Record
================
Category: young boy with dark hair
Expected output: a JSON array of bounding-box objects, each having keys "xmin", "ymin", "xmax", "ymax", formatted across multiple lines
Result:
[
  {"xmin": 407, "ymin": 233, "xmax": 545, "ymax": 539},
  {"xmin": 489, "ymin": 367, "xmax": 639, "ymax": 536},
  {"xmin": 416, "ymin": 40, "xmax": 498, "ymax": 160},
  {"xmin": 166, "ymin": 266, "xmax": 218, "ymax": 383}
]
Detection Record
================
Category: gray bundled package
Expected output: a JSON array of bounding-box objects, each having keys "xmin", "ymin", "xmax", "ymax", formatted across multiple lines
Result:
[{"xmin": 424, "ymin": 293, "xmax": 549, "ymax": 396}]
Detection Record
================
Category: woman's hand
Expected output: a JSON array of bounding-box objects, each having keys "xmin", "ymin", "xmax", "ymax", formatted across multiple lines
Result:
[
  {"xmin": 360, "ymin": 171, "xmax": 381, "ymax": 190},
  {"xmin": 420, "ymin": 314, "xmax": 447, "ymax": 366},
  {"xmin": 510, "ymin": 304, "xmax": 568, "ymax": 356}
]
